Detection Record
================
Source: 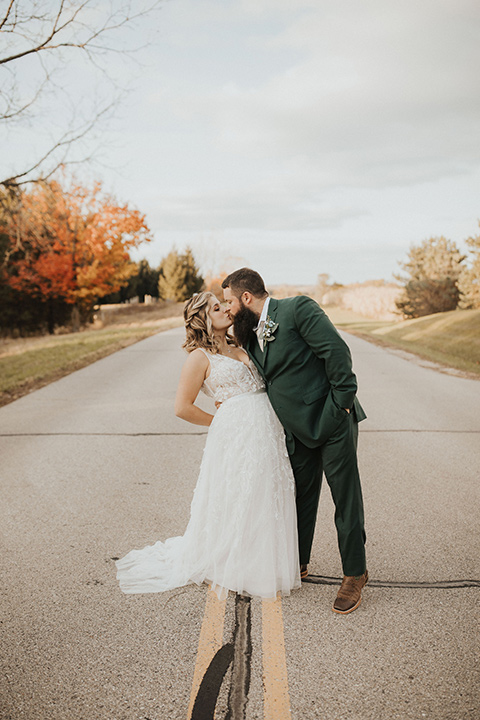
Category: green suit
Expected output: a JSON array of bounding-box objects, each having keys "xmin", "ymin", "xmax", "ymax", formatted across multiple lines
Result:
[{"xmin": 247, "ymin": 296, "xmax": 367, "ymax": 575}]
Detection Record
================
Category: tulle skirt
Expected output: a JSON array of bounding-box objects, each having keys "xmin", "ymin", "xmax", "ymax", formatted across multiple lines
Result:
[{"xmin": 116, "ymin": 390, "xmax": 301, "ymax": 599}]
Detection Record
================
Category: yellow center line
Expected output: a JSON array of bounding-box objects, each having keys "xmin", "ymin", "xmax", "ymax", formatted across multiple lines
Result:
[
  {"xmin": 186, "ymin": 586, "xmax": 227, "ymax": 720},
  {"xmin": 262, "ymin": 595, "xmax": 292, "ymax": 720}
]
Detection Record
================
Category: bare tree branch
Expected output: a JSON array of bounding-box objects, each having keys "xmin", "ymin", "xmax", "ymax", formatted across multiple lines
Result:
[
  {"xmin": 0, "ymin": 0, "xmax": 163, "ymax": 187},
  {"xmin": 0, "ymin": 1, "xmax": 160, "ymax": 64},
  {"xmin": 2, "ymin": 99, "xmax": 117, "ymax": 187},
  {"xmin": 0, "ymin": 2, "xmax": 87, "ymax": 65},
  {"xmin": 0, "ymin": 0, "xmax": 16, "ymax": 31},
  {"xmin": 0, "ymin": 73, "xmax": 48, "ymax": 120}
]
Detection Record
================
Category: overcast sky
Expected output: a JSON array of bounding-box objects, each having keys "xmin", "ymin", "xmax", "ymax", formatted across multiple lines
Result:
[{"xmin": 5, "ymin": 0, "xmax": 480, "ymax": 285}]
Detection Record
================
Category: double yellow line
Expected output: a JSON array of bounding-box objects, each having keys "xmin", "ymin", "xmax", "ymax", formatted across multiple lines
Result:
[{"xmin": 187, "ymin": 588, "xmax": 292, "ymax": 719}]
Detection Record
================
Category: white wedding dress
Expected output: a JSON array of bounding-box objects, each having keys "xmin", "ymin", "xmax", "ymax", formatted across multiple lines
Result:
[{"xmin": 116, "ymin": 350, "xmax": 301, "ymax": 599}]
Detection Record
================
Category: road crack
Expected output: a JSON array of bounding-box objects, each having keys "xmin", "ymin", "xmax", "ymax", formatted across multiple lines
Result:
[{"xmin": 303, "ymin": 575, "xmax": 480, "ymax": 588}]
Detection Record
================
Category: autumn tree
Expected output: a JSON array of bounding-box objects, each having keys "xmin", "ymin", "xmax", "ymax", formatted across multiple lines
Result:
[
  {"xmin": 0, "ymin": 187, "xmax": 53, "ymax": 333},
  {"xmin": 1, "ymin": 178, "xmax": 151, "ymax": 333},
  {"xmin": 458, "ymin": 225, "xmax": 480, "ymax": 309},
  {"xmin": 1, "ymin": 1, "xmax": 162, "ymax": 188},
  {"xmin": 158, "ymin": 247, "xmax": 204, "ymax": 301},
  {"xmin": 395, "ymin": 237, "xmax": 466, "ymax": 318}
]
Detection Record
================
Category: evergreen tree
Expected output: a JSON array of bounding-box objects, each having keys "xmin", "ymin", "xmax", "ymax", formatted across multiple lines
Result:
[
  {"xmin": 98, "ymin": 273, "xmax": 138, "ymax": 304},
  {"xmin": 136, "ymin": 259, "xmax": 160, "ymax": 302},
  {"xmin": 395, "ymin": 278, "xmax": 460, "ymax": 318},
  {"xmin": 395, "ymin": 237, "xmax": 465, "ymax": 318},
  {"xmin": 158, "ymin": 247, "xmax": 203, "ymax": 301}
]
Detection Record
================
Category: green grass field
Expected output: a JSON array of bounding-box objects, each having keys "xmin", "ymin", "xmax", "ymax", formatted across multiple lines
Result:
[{"xmin": 333, "ymin": 308, "xmax": 480, "ymax": 376}]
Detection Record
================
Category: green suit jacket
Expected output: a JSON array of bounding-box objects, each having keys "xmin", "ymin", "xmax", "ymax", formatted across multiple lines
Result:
[{"xmin": 247, "ymin": 296, "xmax": 366, "ymax": 451}]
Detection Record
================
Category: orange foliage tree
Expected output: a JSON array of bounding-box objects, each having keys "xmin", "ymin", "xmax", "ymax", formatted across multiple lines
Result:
[{"xmin": 1, "ymin": 178, "xmax": 151, "ymax": 332}]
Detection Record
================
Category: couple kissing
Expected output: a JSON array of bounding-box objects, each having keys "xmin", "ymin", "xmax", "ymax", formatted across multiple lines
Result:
[{"xmin": 116, "ymin": 267, "xmax": 367, "ymax": 615}]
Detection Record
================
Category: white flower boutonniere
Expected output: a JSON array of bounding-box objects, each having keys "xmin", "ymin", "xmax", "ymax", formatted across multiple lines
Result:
[{"xmin": 262, "ymin": 315, "xmax": 279, "ymax": 343}]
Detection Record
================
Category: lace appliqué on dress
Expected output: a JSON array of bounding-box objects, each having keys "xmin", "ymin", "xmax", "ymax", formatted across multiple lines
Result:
[{"xmin": 200, "ymin": 351, "xmax": 265, "ymax": 403}]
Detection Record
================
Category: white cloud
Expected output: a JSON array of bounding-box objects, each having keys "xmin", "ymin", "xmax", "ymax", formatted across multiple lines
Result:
[
  {"xmin": 118, "ymin": 0, "xmax": 480, "ymax": 283},
  {"xmin": 168, "ymin": 0, "xmax": 480, "ymax": 189},
  {"xmin": 149, "ymin": 182, "xmax": 364, "ymax": 232}
]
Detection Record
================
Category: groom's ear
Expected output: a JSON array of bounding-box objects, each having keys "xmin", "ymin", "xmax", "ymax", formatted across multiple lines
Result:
[{"xmin": 242, "ymin": 291, "xmax": 253, "ymax": 305}]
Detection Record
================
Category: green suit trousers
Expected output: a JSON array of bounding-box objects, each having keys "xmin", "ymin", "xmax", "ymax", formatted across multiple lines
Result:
[{"xmin": 289, "ymin": 411, "xmax": 366, "ymax": 577}]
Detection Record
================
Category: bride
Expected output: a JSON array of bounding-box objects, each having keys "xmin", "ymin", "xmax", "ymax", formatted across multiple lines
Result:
[{"xmin": 116, "ymin": 291, "xmax": 300, "ymax": 599}]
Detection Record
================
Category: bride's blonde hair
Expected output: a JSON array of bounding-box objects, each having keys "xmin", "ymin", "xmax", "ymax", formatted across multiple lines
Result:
[{"xmin": 183, "ymin": 291, "xmax": 236, "ymax": 354}]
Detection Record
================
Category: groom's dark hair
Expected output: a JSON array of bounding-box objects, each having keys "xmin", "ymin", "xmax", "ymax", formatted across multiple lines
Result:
[{"xmin": 221, "ymin": 267, "xmax": 268, "ymax": 298}]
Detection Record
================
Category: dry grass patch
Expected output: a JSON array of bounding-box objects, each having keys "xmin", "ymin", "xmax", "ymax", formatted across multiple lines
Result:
[
  {"xmin": 338, "ymin": 308, "xmax": 480, "ymax": 376},
  {"xmin": 94, "ymin": 301, "xmax": 184, "ymax": 327}
]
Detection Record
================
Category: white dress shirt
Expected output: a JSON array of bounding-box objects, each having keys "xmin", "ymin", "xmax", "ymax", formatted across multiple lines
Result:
[{"xmin": 255, "ymin": 297, "xmax": 271, "ymax": 351}]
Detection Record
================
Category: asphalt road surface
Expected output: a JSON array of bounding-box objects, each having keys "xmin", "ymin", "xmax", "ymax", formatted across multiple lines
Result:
[{"xmin": 1, "ymin": 325, "xmax": 479, "ymax": 720}]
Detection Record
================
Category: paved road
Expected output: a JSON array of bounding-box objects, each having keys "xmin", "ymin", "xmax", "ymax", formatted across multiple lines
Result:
[{"xmin": 1, "ymin": 326, "xmax": 479, "ymax": 719}]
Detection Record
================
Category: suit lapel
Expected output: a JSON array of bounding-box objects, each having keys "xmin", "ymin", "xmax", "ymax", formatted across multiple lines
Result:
[
  {"xmin": 246, "ymin": 332, "xmax": 264, "ymax": 370},
  {"xmin": 261, "ymin": 298, "xmax": 279, "ymax": 366}
]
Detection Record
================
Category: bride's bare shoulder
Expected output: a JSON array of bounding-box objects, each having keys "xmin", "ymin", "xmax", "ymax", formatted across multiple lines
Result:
[
  {"xmin": 187, "ymin": 347, "xmax": 210, "ymax": 361},
  {"xmin": 182, "ymin": 347, "xmax": 211, "ymax": 375}
]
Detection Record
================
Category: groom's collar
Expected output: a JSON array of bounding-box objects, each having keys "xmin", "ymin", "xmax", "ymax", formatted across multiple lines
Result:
[
  {"xmin": 254, "ymin": 296, "xmax": 270, "ymax": 330},
  {"xmin": 267, "ymin": 297, "xmax": 278, "ymax": 313}
]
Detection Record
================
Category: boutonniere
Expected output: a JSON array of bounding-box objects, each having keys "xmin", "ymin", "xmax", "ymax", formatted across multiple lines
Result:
[{"xmin": 262, "ymin": 315, "xmax": 279, "ymax": 343}]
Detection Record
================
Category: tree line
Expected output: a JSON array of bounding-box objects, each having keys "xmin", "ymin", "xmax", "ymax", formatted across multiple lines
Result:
[
  {"xmin": 2, "ymin": 174, "xmax": 479, "ymax": 336},
  {"xmin": 99, "ymin": 250, "xmax": 204, "ymax": 307},
  {"xmin": 0, "ymin": 178, "xmax": 203, "ymax": 336}
]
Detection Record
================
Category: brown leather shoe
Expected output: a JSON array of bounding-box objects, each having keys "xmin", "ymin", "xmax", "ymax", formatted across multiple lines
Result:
[
  {"xmin": 300, "ymin": 564, "xmax": 308, "ymax": 579},
  {"xmin": 332, "ymin": 570, "xmax": 368, "ymax": 614}
]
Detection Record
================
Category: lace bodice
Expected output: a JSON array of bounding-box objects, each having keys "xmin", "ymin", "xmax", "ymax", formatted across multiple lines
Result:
[{"xmin": 200, "ymin": 350, "xmax": 265, "ymax": 403}]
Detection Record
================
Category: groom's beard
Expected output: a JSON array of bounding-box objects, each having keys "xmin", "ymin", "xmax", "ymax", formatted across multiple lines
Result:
[{"xmin": 232, "ymin": 304, "xmax": 259, "ymax": 348}]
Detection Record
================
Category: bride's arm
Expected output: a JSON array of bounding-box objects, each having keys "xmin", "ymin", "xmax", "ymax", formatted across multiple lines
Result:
[{"xmin": 174, "ymin": 349, "xmax": 214, "ymax": 427}]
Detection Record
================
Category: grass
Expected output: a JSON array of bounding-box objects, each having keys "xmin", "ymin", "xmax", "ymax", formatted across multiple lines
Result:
[
  {"xmin": 333, "ymin": 308, "xmax": 480, "ymax": 376},
  {"xmin": 0, "ymin": 309, "xmax": 184, "ymax": 407},
  {"xmin": 93, "ymin": 301, "xmax": 185, "ymax": 327}
]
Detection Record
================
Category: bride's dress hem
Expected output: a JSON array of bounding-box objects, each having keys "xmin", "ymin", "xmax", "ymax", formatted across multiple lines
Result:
[{"xmin": 116, "ymin": 571, "xmax": 301, "ymax": 601}]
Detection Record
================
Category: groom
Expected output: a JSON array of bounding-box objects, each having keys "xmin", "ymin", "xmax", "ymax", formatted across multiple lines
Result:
[{"xmin": 222, "ymin": 268, "xmax": 368, "ymax": 614}]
